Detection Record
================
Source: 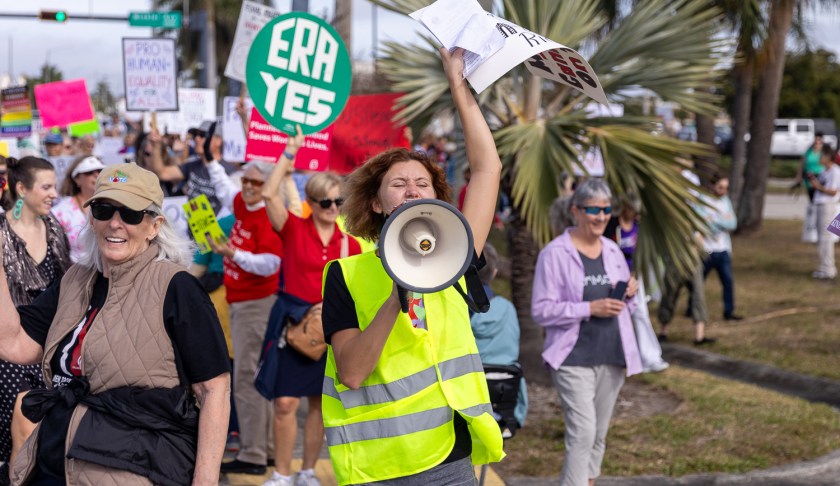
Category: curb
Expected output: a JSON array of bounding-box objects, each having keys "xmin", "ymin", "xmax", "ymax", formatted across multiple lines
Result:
[{"xmin": 661, "ymin": 343, "xmax": 840, "ymax": 408}]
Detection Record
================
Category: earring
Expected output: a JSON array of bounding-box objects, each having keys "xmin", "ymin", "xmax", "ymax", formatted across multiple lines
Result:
[{"xmin": 12, "ymin": 197, "xmax": 24, "ymax": 220}]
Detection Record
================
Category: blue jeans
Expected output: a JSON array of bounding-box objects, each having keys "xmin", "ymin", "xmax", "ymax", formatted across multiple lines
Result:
[{"xmin": 703, "ymin": 251, "xmax": 735, "ymax": 317}]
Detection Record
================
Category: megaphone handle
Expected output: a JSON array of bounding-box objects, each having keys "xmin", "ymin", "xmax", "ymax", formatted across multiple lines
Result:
[{"xmin": 397, "ymin": 286, "xmax": 410, "ymax": 314}]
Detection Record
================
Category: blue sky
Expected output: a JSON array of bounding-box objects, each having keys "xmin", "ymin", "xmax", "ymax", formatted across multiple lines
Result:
[{"xmin": 0, "ymin": 0, "xmax": 837, "ymax": 97}]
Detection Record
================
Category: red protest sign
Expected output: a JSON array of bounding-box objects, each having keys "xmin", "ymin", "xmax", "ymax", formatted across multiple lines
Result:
[
  {"xmin": 244, "ymin": 107, "xmax": 333, "ymax": 171},
  {"xmin": 328, "ymin": 93, "xmax": 410, "ymax": 175},
  {"xmin": 34, "ymin": 79, "xmax": 95, "ymax": 129}
]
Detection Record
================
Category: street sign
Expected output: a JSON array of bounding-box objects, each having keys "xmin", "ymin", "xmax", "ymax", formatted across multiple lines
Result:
[
  {"xmin": 128, "ymin": 11, "xmax": 182, "ymax": 29},
  {"xmin": 245, "ymin": 12, "xmax": 352, "ymax": 135}
]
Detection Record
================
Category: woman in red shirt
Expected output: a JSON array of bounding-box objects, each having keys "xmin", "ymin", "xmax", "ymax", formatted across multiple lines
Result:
[{"xmin": 261, "ymin": 131, "xmax": 361, "ymax": 486}]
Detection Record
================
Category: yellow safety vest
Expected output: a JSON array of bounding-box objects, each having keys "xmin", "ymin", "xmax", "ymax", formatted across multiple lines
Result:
[{"xmin": 322, "ymin": 252, "xmax": 504, "ymax": 485}]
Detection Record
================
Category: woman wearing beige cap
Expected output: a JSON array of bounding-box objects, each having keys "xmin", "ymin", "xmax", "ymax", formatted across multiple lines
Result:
[
  {"xmin": 51, "ymin": 155, "xmax": 107, "ymax": 262},
  {"xmin": 0, "ymin": 163, "xmax": 231, "ymax": 485}
]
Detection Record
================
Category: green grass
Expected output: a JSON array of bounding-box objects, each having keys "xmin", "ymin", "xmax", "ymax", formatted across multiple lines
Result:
[
  {"xmin": 660, "ymin": 219, "xmax": 840, "ymax": 381},
  {"xmin": 498, "ymin": 367, "xmax": 840, "ymax": 478},
  {"xmin": 717, "ymin": 156, "xmax": 800, "ymax": 178}
]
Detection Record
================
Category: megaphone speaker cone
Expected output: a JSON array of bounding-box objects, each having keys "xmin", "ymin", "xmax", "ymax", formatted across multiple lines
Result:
[{"xmin": 379, "ymin": 199, "xmax": 474, "ymax": 294}]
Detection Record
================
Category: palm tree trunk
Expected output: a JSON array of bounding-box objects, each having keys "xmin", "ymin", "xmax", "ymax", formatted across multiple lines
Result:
[
  {"xmin": 737, "ymin": 0, "xmax": 795, "ymax": 233},
  {"xmin": 729, "ymin": 56, "xmax": 754, "ymax": 211},
  {"xmin": 508, "ymin": 210, "xmax": 539, "ymax": 321}
]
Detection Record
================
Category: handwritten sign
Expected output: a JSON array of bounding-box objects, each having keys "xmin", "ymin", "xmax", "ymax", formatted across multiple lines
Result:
[
  {"xmin": 122, "ymin": 38, "xmax": 179, "ymax": 112},
  {"xmin": 225, "ymin": 0, "xmax": 282, "ymax": 82},
  {"xmin": 245, "ymin": 12, "xmax": 352, "ymax": 135},
  {"xmin": 183, "ymin": 194, "xmax": 226, "ymax": 254},
  {"xmin": 34, "ymin": 79, "xmax": 95, "ymax": 128},
  {"xmin": 148, "ymin": 88, "xmax": 216, "ymax": 135},
  {"xmin": 222, "ymin": 96, "xmax": 254, "ymax": 162},
  {"xmin": 244, "ymin": 107, "xmax": 332, "ymax": 171},
  {"xmin": 48, "ymin": 156, "xmax": 77, "ymax": 189},
  {"xmin": 328, "ymin": 93, "xmax": 410, "ymax": 175},
  {"xmin": 411, "ymin": 0, "xmax": 608, "ymax": 103},
  {"xmin": 1, "ymin": 86, "xmax": 32, "ymax": 136}
]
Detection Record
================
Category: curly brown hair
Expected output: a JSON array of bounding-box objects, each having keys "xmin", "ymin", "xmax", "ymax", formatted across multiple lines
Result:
[{"xmin": 342, "ymin": 148, "xmax": 451, "ymax": 242}]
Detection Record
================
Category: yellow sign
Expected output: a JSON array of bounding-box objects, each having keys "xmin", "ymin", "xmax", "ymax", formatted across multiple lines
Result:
[{"xmin": 182, "ymin": 194, "xmax": 226, "ymax": 254}]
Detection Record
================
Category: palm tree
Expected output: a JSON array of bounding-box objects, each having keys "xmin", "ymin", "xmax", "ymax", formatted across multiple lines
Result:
[{"xmin": 370, "ymin": 0, "xmax": 725, "ymax": 317}]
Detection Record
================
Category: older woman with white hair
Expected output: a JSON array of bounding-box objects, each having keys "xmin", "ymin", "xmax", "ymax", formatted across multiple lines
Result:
[
  {"xmin": 205, "ymin": 160, "xmax": 284, "ymax": 476},
  {"xmin": 531, "ymin": 178, "xmax": 642, "ymax": 486},
  {"xmin": 0, "ymin": 163, "xmax": 230, "ymax": 485}
]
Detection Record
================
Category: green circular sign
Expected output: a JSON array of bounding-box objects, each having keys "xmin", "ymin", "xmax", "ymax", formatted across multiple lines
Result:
[{"xmin": 246, "ymin": 12, "xmax": 352, "ymax": 135}]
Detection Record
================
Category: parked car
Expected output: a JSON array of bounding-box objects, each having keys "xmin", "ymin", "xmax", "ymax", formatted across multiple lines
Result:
[{"xmin": 770, "ymin": 118, "xmax": 838, "ymax": 158}]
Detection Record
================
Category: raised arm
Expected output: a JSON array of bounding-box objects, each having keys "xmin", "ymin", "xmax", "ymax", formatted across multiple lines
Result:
[
  {"xmin": 147, "ymin": 129, "xmax": 185, "ymax": 183},
  {"xmin": 442, "ymin": 48, "xmax": 502, "ymax": 256},
  {"xmin": 0, "ymin": 242, "xmax": 44, "ymax": 365},
  {"xmin": 263, "ymin": 126, "xmax": 304, "ymax": 232}
]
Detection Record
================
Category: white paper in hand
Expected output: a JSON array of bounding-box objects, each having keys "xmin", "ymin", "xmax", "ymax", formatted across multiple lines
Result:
[{"xmin": 409, "ymin": 0, "xmax": 505, "ymax": 78}]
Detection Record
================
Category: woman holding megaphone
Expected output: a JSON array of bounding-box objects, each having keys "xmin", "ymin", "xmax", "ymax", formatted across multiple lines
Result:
[{"xmin": 320, "ymin": 48, "xmax": 504, "ymax": 485}]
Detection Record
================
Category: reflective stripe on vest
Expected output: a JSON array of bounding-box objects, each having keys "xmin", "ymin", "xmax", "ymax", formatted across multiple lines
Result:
[
  {"xmin": 326, "ymin": 406, "xmax": 452, "ymax": 446},
  {"xmin": 322, "ymin": 354, "xmax": 484, "ymax": 410}
]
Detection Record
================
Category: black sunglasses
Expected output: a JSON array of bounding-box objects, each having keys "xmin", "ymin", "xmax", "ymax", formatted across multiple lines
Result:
[
  {"xmin": 90, "ymin": 202, "xmax": 157, "ymax": 225},
  {"xmin": 312, "ymin": 197, "xmax": 344, "ymax": 209}
]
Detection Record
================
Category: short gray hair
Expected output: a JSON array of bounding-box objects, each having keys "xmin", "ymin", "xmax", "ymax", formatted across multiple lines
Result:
[
  {"xmin": 571, "ymin": 178, "xmax": 612, "ymax": 208},
  {"xmin": 242, "ymin": 161, "xmax": 274, "ymax": 180},
  {"xmin": 76, "ymin": 203, "xmax": 195, "ymax": 272}
]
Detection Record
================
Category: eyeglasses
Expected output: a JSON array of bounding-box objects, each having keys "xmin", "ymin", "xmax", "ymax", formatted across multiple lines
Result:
[
  {"xmin": 90, "ymin": 202, "xmax": 157, "ymax": 225},
  {"xmin": 579, "ymin": 205, "xmax": 612, "ymax": 216},
  {"xmin": 312, "ymin": 197, "xmax": 344, "ymax": 209},
  {"xmin": 241, "ymin": 177, "xmax": 265, "ymax": 188}
]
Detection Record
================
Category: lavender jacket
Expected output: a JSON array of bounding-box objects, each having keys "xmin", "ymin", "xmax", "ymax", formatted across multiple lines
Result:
[{"xmin": 531, "ymin": 229, "xmax": 642, "ymax": 376}]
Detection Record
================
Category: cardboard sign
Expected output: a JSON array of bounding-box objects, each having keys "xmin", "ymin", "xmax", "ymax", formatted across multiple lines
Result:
[
  {"xmin": 245, "ymin": 12, "xmax": 352, "ymax": 135},
  {"xmin": 411, "ymin": 0, "xmax": 608, "ymax": 103},
  {"xmin": 151, "ymin": 88, "xmax": 217, "ymax": 136},
  {"xmin": 225, "ymin": 0, "xmax": 282, "ymax": 82},
  {"xmin": 1, "ymin": 86, "xmax": 32, "ymax": 136},
  {"xmin": 162, "ymin": 196, "xmax": 189, "ymax": 240},
  {"xmin": 68, "ymin": 119, "xmax": 101, "ymax": 137},
  {"xmin": 328, "ymin": 93, "xmax": 410, "ymax": 175},
  {"xmin": 183, "ymin": 194, "xmax": 226, "ymax": 254},
  {"xmin": 222, "ymin": 96, "xmax": 254, "ymax": 162},
  {"xmin": 34, "ymin": 79, "xmax": 95, "ymax": 128},
  {"xmin": 122, "ymin": 38, "xmax": 179, "ymax": 112},
  {"xmin": 244, "ymin": 107, "xmax": 333, "ymax": 171}
]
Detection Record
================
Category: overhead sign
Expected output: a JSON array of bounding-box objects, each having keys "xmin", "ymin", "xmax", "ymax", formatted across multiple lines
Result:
[
  {"xmin": 245, "ymin": 12, "xmax": 352, "ymax": 135},
  {"xmin": 1, "ymin": 86, "xmax": 32, "ymax": 136},
  {"xmin": 245, "ymin": 106, "xmax": 333, "ymax": 171},
  {"xmin": 225, "ymin": 1, "xmax": 282, "ymax": 83},
  {"xmin": 34, "ymin": 79, "xmax": 95, "ymax": 129},
  {"xmin": 129, "ymin": 11, "xmax": 182, "ymax": 29},
  {"xmin": 122, "ymin": 38, "xmax": 179, "ymax": 112}
]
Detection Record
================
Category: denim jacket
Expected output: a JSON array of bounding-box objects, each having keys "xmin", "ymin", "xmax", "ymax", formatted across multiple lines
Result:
[{"xmin": 531, "ymin": 229, "xmax": 642, "ymax": 376}]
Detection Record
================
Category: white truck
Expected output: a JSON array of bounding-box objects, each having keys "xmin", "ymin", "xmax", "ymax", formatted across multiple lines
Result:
[{"xmin": 770, "ymin": 118, "xmax": 838, "ymax": 158}]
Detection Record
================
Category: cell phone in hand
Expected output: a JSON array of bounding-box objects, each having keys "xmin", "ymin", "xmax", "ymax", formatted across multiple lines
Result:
[{"xmin": 610, "ymin": 281, "xmax": 628, "ymax": 300}]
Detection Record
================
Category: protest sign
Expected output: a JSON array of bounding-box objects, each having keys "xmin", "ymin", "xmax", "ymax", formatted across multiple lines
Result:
[
  {"xmin": 151, "ymin": 88, "xmax": 216, "ymax": 135},
  {"xmin": 245, "ymin": 12, "xmax": 352, "ymax": 135},
  {"xmin": 34, "ymin": 79, "xmax": 95, "ymax": 128},
  {"xmin": 328, "ymin": 93, "xmax": 410, "ymax": 175},
  {"xmin": 122, "ymin": 38, "xmax": 179, "ymax": 112},
  {"xmin": 68, "ymin": 119, "xmax": 101, "ymax": 137},
  {"xmin": 245, "ymin": 107, "xmax": 333, "ymax": 171},
  {"xmin": 828, "ymin": 213, "xmax": 840, "ymax": 238},
  {"xmin": 411, "ymin": 0, "xmax": 608, "ymax": 104},
  {"xmin": 222, "ymin": 96, "xmax": 254, "ymax": 162},
  {"xmin": 163, "ymin": 196, "xmax": 189, "ymax": 239},
  {"xmin": 0, "ymin": 140, "xmax": 9, "ymax": 157},
  {"xmin": 225, "ymin": 0, "xmax": 282, "ymax": 82},
  {"xmin": 1, "ymin": 86, "xmax": 32, "ymax": 136},
  {"xmin": 95, "ymin": 137, "xmax": 127, "ymax": 166},
  {"xmin": 183, "ymin": 194, "xmax": 226, "ymax": 254}
]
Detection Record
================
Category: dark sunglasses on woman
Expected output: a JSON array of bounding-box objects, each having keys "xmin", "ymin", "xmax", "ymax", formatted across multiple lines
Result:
[
  {"xmin": 579, "ymin": 206, "xmax": 612, "ymax": 216},
  {"xmin": 312, "ymin": 197, "xmax": 344, "ymax": 209},
  {"xmin": 90, "ymin": 202, "xmax": 157, "ymax": 225}
]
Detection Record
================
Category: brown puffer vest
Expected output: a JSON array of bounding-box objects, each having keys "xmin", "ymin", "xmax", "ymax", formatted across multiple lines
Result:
[{"xmin": 13, "ymin": 244, "xmax": 184, "ymax": 485}]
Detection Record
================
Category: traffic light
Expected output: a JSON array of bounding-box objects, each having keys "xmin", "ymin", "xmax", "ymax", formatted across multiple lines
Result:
[{"xmin": 39, "ymin": 10, "xmax": 68, "ymax": 22}]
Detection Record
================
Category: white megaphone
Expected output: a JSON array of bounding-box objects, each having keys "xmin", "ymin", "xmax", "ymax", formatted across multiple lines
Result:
[{"xmin": 379, "ymin": 199, "xmax": 474, "ymax": 303}]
